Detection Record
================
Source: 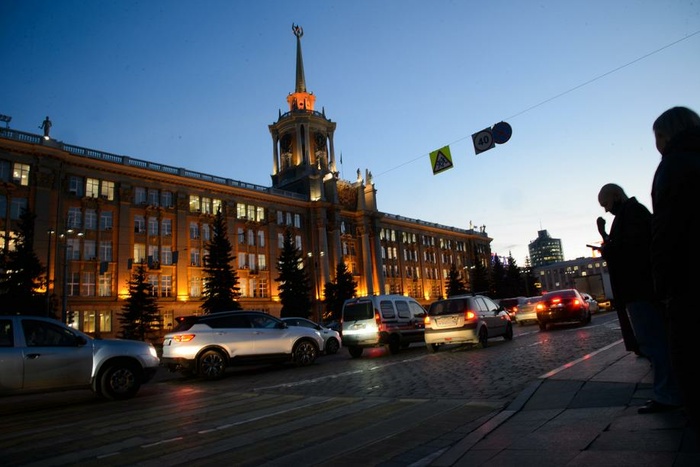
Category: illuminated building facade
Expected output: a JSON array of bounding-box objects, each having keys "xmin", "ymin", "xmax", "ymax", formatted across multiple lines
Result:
[{"xmin": 0, "ymin": 26, "xmax": 491, "ymax": 337}]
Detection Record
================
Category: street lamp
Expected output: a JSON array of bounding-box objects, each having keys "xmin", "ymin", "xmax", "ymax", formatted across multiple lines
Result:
[
  {"xmin": 60, "ymin": 229, "xmax": 83, "ymax": 324},
  {"xmin": 45, "ymin": 229, "xmax": 55, "ymax": 316}
]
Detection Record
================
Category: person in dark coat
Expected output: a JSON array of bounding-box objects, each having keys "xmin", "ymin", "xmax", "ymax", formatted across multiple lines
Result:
[
  {"xmin": 651, "ymin": 106, "xmax": 700, "ymax": 427},
  {"xmin": 598, "ymin": 183, "xmax": 681, "ymax": 413},
  {"xmin": 595, "ymin": 214, "xmax": 639, "ymax": 355}
]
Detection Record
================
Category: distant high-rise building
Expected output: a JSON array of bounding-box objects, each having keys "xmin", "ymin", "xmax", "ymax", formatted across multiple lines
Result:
[{"xmin": 528, "ymin": 230, "xmax": 564, "ymax": 267}]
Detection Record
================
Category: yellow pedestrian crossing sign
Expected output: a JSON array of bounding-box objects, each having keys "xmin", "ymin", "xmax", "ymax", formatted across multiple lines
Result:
[{"xmin": 430, "ymin": 146, "xmax": 454, "ymax": 175}]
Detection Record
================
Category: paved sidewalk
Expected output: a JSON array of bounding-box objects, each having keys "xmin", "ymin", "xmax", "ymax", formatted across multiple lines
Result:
[{"xmin": 429, "ymin": 340, "xmax": 700, "ymax": 467}]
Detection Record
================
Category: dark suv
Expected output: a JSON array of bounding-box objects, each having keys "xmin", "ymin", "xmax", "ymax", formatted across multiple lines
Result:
[{"xmin": 535, "ymin": 289, "xmax": 591, "ymax": 331}]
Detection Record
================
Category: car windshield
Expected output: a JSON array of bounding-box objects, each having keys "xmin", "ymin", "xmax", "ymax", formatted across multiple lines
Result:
[{"xmin": 343, "ymin": 302, "xmax": 374, "ymax": 321}]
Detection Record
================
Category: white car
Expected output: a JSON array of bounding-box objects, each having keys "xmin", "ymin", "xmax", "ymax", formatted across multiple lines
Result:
[
  {"xmin": 581, "ymin": 293, "xmax": 600, "ymax": 314},
  {"xmin": 162, "ymin": 311, "xmax": 323, "ymax": 380},
  {"xmin": 282, "ymin": 317, "xmax": 341, "ymax": 354},
  {"xmin": 0, "ymin": 315, "xmax": 160, "ymax": 400}
]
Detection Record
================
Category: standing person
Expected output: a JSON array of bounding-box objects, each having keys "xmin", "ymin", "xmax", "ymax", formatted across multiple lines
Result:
[
  {"xmin": 597, "ymin": 183, "xmax": 682, "ymax": 413},
  {"xmin": 651, "ymin": 106, "xmax": 700, "ymax": 426},
  {"xmin": 595, "ymin": 215, "xmax": 640, "ymax": 355}
]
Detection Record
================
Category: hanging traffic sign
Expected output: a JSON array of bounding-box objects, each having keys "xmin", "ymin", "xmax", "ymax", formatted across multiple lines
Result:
[
  {"xmin": 472, "ymin": 128, "xmax": 495, "ymax": 154},
  {"xmin": 492, "ymin": 121, "xmax": 512, "ymax": 144},
  {"xmin": 430, "ymin": 145, "xmax": 454, "ymax": 175}
]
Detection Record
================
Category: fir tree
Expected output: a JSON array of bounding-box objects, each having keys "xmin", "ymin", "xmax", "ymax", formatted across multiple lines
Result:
[
  {"xmin": 504, "ymin": 253, "xmax": 523, "ymax": 297},
  {"xmin": 470, "ymin": 247, "xmax": 491, "ymax": 295},
  {"xmin": 445, "ymin": 264, "xmax": 468, "ymax": 297},
  {"xmin": 119, "ymin": 261, "xmax": 161, "ymax": 340},
  {"xmin": 0, "ymin": 209, "xmax": 45, "ymax": 315},
  {"xmin": 275, "ymin": 229, "xmax": 311, "ymax": 318},
  {"xmin": 490, "ymin": 254, "xmax": 507, "ymax": 298},
  {"xmin": 322, "ymin": 261, "xmax": 357, "ymax": 322},
  {"xmin": 201, "ymin": 209, "xmax": 241, "ymax": 313}
]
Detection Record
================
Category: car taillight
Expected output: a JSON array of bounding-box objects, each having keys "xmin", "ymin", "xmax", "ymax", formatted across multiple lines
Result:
[
  {"xmin": 464, "ymin": 310, "xmax": 477, "ymax": 321},
  {"xmin": 573, "ymin": 299, "xmax": 581, "ymax": 306},
  {"xmin": 424, "ymin": 315, "xmax": 431, "ymax": 325},
  {"xmin": 536, "ymin": 303, "xmax": 545, "ymax": 311},
  {"xmin": 375, "ymin": 310, "xmax": 383, "ymax": 330},
  {"xmin": 173, "ymin": 334, "xmax": 196, "ymax": 342},
  {"xmin": 552, "ymin": 297, "xmax": 562, "ymax": 304}
]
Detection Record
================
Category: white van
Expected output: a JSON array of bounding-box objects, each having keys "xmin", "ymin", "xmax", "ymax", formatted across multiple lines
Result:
[{"xmin": 341, "ymin": 295, "xmax": 427, "ymax": 358}]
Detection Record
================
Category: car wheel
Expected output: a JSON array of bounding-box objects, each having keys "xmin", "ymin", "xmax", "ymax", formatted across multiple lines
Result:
[
  {"xmin": 478, "ymin": 327, "xmax": 489, "ymax": 348},
  {"xmin": 99, "ymin": 361, "xmax": 141, "ymax": 400},
  {"xmin": 388, "ymin": 335, "xmax": 401, "ymax": 354},
  {"xmin": 538, "ymin": 321, "xmax": 547, "ymax": 331},
  {"xmin": 325, "ymin": 337, "xmax": 340, "ymax": 355},
  {"xmin": 430, "ymin": 343, "xmax": 440, "ymax": 352},
  {"xmin": 348, "ymin": 346, "xmax": 363, "ymax": 358},
  {"xmin": 198, "ymin": 349, "xmax": 227, "ymax": 380},
  {"xmin": 292, "ymin": 339, "xmax": 318, "ymax": 366},
  {"xmin": 586, "ymin": 310, "xmax": 592, "ymax": 324},
  {"xmin": 503, "ymin": 322, "xmax": 513, "ymax": 341}
]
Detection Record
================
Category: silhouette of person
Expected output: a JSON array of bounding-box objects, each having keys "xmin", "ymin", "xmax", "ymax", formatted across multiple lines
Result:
[
  {"xmin": 40, "ymin": 116, "xmax": 52, "ymax": 138},
  {"xmin": 596, "ymin": 214, "xmax": 639, "ymax": 355},
  {"xmin": 651, "ymin": 106, "xmax": 700, "ymax": 426},
  {"xmin": 598, "ymin": 183, "xmax": 681, "ymax": 414}
]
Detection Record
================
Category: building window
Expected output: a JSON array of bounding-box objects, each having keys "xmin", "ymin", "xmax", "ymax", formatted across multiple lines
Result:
[
  {"xmin": 68, "ymin": 176, "xmax": 84, "ymax": 196},
  {"xmin": 212, "ymin": 198, "xmax": 222, "ymax": 214},
  {"xmin": 189, "ymin": 222, "xmax": 199, "ymax": 239},
  {"xmin": 134, "ymin": 187, "xmax": 147, "ymax": 205},
  {"xmin": 294, "ymin": 214, "xmax": 301, "ymax": 228},
  {"xmin": 83, "ymin": 240, "xmax": 96, "ymax": 260},
  {"xmin": 149, "ymin": 275, "xmax": 159, "ymax": 296},
  {"xmin": 67, "ymin": 238, "xmax": 81, "ymax": 260},
  {"xmin": 238, "ymin": 252, "xmax": 246, "ymax": 269},
  {"xmin": 201, "ymin": 197, "xmax": 211, "ymax": 214},
  {"xmin": 148, "ymin": 189, "xmax": 159, "ymax": 206},
  {"xmin": 10, "ymin": 198, "xmax": 28, "ymax": 220},
  {"xmin": 189, "ymin": 276, "xmax": 202, "ymax": 297},
  {"xmin": 12, "ymin": 163, "xmax": 30, "ymax": 186},
  {"xmin": 161, "ymin": 275, "xmax": 172, "ymax": 297},
  {"xmin": 100, "ymin": 211, "xmax": 113, "ymax": 231},
  {"xmin": 0, "ymin": 160, "xmax": 10, "ymax": 181},
  {"xmin": 258, "ymin": 254, "xmax": 266, "ymax": 271},
  {"xmin": 84, "ymin": 209, "xmax": 97, "ymax": 230},
  {"xmin": 148, "ymin": 217, "xmax": 158, "ymax": 235},
  {"xmin": 134, "ymin": 243, "xmax": 146, "ymax": 264},
  {"xmin": 238, "ymin": 228, "xmax": 245, "ymax": 244},
  {"xmin": 161, "ymin": 191, "xmax": 173, "ymax": 208},
  {"xmin": 134, "ymin": 215, "xmax": 145, "ymax": 233},
  {"xmin": 98, "ymin": 273, "xmax": 112, "ymax": 297},
  {"xmin": 277, "ymin": 211, "xmax": 283, "ymax": 224},
  {"xmin": 189, "ymin": 195, "xmax": 201, "ymax": 213},
  {"xmin": 161, "ymin": 246, "xmax": 172, "ymax": 265},
  {"xmin": 67, "ymin": 272, "xmax": 79, "ymax": 296},
  {"xmin": 257, "ymin": 231, "xmax": 265, "ymax": 248},
  {"xmin": 67, "ymin": 207, "xmax": 82, "ymax": 229},
  {"xmin": 100, "ymin": 180, "xmax": 115, "ymax": 200},
  {"xmin": 162, "ymin": 218, "xmax": 172, "ymax": 236},
  {"xmin": 99, "ymin": 241, "xmax": 112, "ymax": 261},
  {"xmin": 86, "ymin": 178, "xmax": 100, "ymax": 198},
  {"xmin": 190, "ymin": 248, "xmax": 200, "ymax": 266},
  {"xmin": 81, "ymin": 272, "xmax": 96, "ymax": 296},
  {"xmin": 247, "ymin": 230, "xmax": 255, "ymax": 246},
  {"xmin": 202, "ymin": 224, "xmax": 210, "ymax": 241}
]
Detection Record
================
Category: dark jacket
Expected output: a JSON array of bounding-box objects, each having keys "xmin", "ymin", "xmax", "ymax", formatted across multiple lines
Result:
[
  {"xmin": 651, "ymin": 126, "xmax": 700, "ymax": 299},
  {"xmin": 600, "ymin": 197, "xmax": 654, "ymax": 303}
]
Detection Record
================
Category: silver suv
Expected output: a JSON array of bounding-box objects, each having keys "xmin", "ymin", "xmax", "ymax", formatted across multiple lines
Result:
[
  {"xmin": 162, "ymin": 311, "xmax": 323, "ymax": 380},
  {"xmin": 0, "ymin": 315, "xmax": 160, "ymax": 400}
]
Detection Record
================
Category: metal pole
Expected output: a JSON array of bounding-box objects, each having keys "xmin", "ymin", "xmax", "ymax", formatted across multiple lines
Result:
[
  {"xmin": 61, "ymin": 235, "xmax": 68, "ymax": 324},
  {"xmin": 45, "ymin": 229, "xmax": 54, "ymax": 316}
]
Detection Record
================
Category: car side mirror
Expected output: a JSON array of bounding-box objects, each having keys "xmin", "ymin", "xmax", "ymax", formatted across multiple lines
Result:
[{"xmin": 76, "ymin": 336, "xmax": 88, "ymax": 346}]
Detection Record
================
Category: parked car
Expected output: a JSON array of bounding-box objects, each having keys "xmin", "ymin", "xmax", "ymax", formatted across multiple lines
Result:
[
  {"xmin": 341, "ymin": 295, "xmax": 427, "ymax": 358},
  {"xmin": 0, "ymin": 315, "xmax": 160, "ymax": 400},
  {"xmin": 423, "ymin": 294, "xmax": 513, "ymax": 351},
  {"xmin": 535, "ymin": 289, "xmax": 591, "ymax": 331},
  {"xmin": 497, "ymin": 296, "xmax": 528, "ymax": 323},
  {"xmin": 515, "ymin": 296, "xmax": 541, "ymax": 325},
  {"xmin": 162, "ymin": 311, "xmax": 322, "ymax": 380},
  {"xmin": 580, "ymin": 292, "xmax": 600, "ymax": 314},
  {"xmin": 282, "ymin": 317, "xmax": 341, "ymax": 355}
]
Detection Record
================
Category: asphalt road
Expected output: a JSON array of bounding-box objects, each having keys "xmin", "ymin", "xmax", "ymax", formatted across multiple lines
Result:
[{"xmin": 1, "ymin": 312, "xmax": 623, "ymax": 467}]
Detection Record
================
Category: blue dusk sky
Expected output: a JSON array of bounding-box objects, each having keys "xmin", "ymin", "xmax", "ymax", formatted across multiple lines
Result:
[{"xmin": 1, "ymin": 1, "xmax": 699, "ymax": 266}]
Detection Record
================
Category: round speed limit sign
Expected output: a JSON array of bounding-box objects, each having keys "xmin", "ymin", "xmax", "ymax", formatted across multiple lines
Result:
[{"xmin": 472, "ymin": 129, "xmax": 494, "ymax": 154}]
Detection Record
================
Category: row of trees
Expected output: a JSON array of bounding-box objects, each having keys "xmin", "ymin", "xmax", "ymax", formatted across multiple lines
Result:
[{"xmin": 0, "ymin": 208, "xmax": 536, "ymax": 341}]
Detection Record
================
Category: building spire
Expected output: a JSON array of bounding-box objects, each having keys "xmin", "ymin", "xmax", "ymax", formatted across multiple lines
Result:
[
  {"xmin": 287, "ymin": 24, "xmax": 315, "ymax": 112},
  {"xmin": 292, "ymin": 24, "xmax": 306, "ymax": 93}
]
